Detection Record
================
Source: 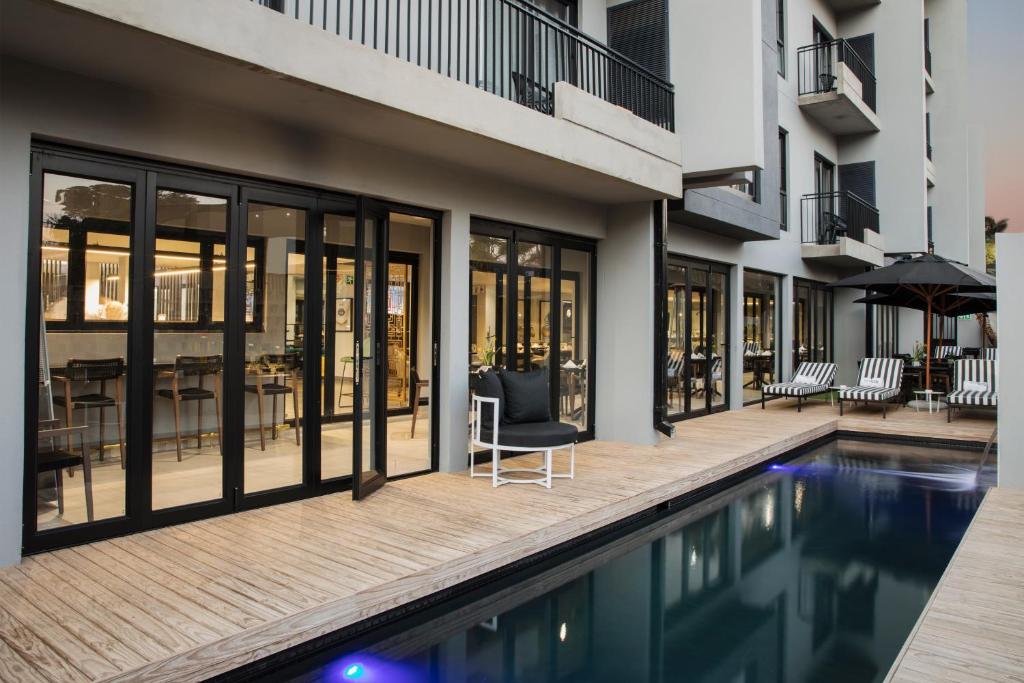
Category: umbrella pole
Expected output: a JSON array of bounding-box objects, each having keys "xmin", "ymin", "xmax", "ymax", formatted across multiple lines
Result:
[{"xmin": 925, "ymin": 296, "xmax": 933, "ymax": 390}]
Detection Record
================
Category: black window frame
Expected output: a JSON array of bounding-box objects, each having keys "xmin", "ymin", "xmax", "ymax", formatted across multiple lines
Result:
[
  {"xmin": 779, "ymin": 128, "xmax": 789, "ymax": 231},
  {"xmin": 741, "ymin": 269, "xmax": 783, "ymax": 406},
  {"xmin": 777, "ymin": 0, "xmax": 786, "ymax": 77},
  {"xmin": 24, "ymin": 142, "xmax": 444, "ymax": 555},
  {"xmin": 469, "ymin": 218, "xmax": 598, "ymax": 444},
  {"xmin": 792, "ymin": 277, "xmax": 834, "ymax": 371},
  {"xmin": 664, "ymin": 254, "xmax": 732, "ymax": 423}
]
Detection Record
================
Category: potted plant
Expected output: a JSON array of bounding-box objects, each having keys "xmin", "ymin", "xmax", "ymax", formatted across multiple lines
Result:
[{"xmin": 910, "ymin": 341, "xmax": 926, "ymax": 367}]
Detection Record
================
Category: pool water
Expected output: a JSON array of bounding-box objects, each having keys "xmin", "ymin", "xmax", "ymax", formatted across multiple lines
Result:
[{"xmin": 258, "ymin": 440, "xmax": 990, "ymax": 683}]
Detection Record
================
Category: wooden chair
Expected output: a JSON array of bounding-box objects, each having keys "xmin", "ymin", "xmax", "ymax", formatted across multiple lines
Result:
[
  {"xmin": 156, "ymin": 355, "xmax": 223, "ymax": 461},
  {"xmin": 409, "ymin": 367, "xmax": 430, "ymax": 439},
  {"xmin": 245, "ymin": 353, "xmax": 301, "ymax": 451},
  {"xmin": 37, "ymin": 419, "xmax": 93, "ymax": 522},
  {"xmin": 51, "ymin": 357, "xmax": 126, "ymax": 468}
]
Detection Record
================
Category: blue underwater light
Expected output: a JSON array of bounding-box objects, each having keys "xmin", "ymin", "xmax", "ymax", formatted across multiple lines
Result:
[{"xmin": 342, "ymin": 663, "xmax": 365, "ymax": 679}]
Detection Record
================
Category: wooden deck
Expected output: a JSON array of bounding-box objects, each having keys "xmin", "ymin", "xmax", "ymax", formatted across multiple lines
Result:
[
  {"xmin": 887, "ymin": 486, "xmax": 1024, "ymax": 682},
  {"xmin": 0, "ymin": 400, "xmax": 999, "ymax": 682}
]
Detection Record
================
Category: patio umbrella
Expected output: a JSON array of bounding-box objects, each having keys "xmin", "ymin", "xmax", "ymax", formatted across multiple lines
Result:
[{"xmin": 829, "ymin": 252, "xmax": 996, "ymax": 390}]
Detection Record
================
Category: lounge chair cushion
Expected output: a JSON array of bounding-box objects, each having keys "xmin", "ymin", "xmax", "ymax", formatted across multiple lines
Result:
[
  {"xmin": 475, "ymin": 369, "xmax": 505, "ymax": 430},
  {"xmin": 763, "ymin": 362, "xmax": 837, "ymax": 398},
  {"xmin": 838, "ymin": 386, "xmax": 900, "ymax": 401},
  {"xmin": 792, "ymin": 373, "xmax": 818, "ymax": 385},
  {"xmin": 482, "ymin": 421, "xmax": 578, "ymax": 449},
  {"xmin": 861, "ymin": 376, "xmax": 884, "ymax": 389},
  {"xmin": 947, "ymin": 390, "xmax": 998, "ymax": 407},
  {"xmin": 764, "ymin": 382, "xmax": 830, "ymax": 396},
  {"xmin": 500, "ymin": 369, "xmax": 551, "ymax": 424}
]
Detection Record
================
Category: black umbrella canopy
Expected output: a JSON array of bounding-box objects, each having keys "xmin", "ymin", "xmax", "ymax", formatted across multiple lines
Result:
[
  {"xmin": 829, "ymin": 253, "xmax": 996, "ymax": 293},
  {"xmin": 854, "ymin": 290, "xmax": 996, "ymax": 316},
  {"xmin": 832, "ymin": 253, "xmax": 996, "ymax": 390}
]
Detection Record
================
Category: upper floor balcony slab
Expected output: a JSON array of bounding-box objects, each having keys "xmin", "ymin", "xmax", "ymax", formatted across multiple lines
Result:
[
  {"xmin": 1, "ymin": 0, "xmax": 683, "ymax": 202},
  {"xmin": 797, "ymin": 39, "xmax": 880, "ymax": 136},
  {"xmin": 800, "ymin": 191, "xmax": 884, "ymax": 267},
  {"xmin": 824, "ymin": 0, "xmax": 881, "ymax": 12}
]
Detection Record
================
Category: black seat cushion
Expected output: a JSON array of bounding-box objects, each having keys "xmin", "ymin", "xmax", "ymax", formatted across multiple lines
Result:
[
  {"xmin": 156, "ymin": 387, "xmax": 216, "ymax": 401},
  {"xmin": 499, "ymin": 369, "xmax": 550, "ymax": 424},
  {"xmin": 244, "ymin": 383, "xmax": 294, "ymax": 395},
  {"xmin": 53, "ymin": 393, "xmax": 116, "ymax": 407},
  {"xmin": 482, "ymin": 421, "xmax": 577, "ymax": 449},
  {"xmin": 474, "ymin": 369, "xmax": 505, "ymax": 430}
]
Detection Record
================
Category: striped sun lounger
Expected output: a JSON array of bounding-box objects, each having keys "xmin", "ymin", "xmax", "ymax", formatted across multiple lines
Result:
[
  {"xmin": 932, "ymin": 345, "xmax": 963, "ymax": 360},
  {"xmin": 761, "ymin": 362, "xmax": 837, "ymax": 412},
  {"xmin": 838, "ymin": 357, "xmax": 904, "ymax": 419},
  {"xmin": 947, "ymin": 359, "xmax": 998, "ymax": 422}
]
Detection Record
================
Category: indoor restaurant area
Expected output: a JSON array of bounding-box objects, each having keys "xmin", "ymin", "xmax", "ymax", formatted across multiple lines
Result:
[{"xmin": 33, "ymin": 152, "xmax": 435, "ymax": 533}]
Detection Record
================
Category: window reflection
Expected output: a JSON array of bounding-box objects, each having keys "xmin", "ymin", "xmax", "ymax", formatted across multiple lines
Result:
[
  {"xmin": 37, "ymin": 173, "xmax": 131, "ymax": 529},
  {"xmin": 743, "ymin": 271, "xmax": 780, "ymax": 404}
]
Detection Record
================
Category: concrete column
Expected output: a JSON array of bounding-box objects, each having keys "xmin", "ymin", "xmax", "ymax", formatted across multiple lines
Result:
[
  {"xmin": 996, "ymin": 234, "xmax": 1022, "ymax": 488},
  {"xmin": 595, "ymin": 203, "xmax": 658, "ymax": 445},
  {"xmin": 729, "ymin": 264, "xmax": 745, "ymax": 410},
  {"xmin": 0, "ymin": 116, "xmax": 29, "ymax": 567},
  {"xmin": 438, "ymin": 209, "xmax": 470, "ymax": 472},
  {"xmin": 780, "ymin": 275, "xmax": 795, "ymax": 381}
]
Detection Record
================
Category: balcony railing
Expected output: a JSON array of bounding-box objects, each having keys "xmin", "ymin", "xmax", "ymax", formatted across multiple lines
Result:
[
  {"xmin": 800, "ymin": 191, "xmax": 879, "ymax": 245},
  {"xmin": 252, "ymin": 0, "xmax": 675, "ymax": 130},
  {"xmin": 797, "ymin": 39, "xmax": 876, "ymax": 112}
]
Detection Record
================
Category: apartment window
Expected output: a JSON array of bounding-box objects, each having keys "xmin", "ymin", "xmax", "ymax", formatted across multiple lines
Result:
[
  {"xmin": 777, "ymin": 0, "xmax": 786, "ymax": 76},
  {"xmin": 524, "ymin": 0, "xmax": 577, "ymax": 25},
  {"xmin": 927, "ymin": 206, "xmax": 934, "ymax": 251},
  {"xmin": 779, "ymin": 128, "xmax": 788, "ymax": 230}
]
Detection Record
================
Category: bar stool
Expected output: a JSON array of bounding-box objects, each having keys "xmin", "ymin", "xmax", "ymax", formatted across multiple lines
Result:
[
  {"xmin": 156, "ymin": 355, "xmax": 223, "ymax": 461},
  {"xmin": 52, "ymin": 357, "xmax": 126, "ymax": 468},
  {"xmin": 246, "ymin": 352, "xmax": 301, "ymax": 451}
]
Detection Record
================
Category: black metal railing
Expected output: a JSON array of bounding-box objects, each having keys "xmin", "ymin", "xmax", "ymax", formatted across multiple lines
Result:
[
  {"xmin": 797, "ymin": 39, "xmax": 876, "ymax": 112},
  {"xmin": 252, "ymin": 0, "xmax": 675, "ymax": 130},
  {"xmin": 800, "ymin": 191, "xmax": 879, "ymax": 245}
]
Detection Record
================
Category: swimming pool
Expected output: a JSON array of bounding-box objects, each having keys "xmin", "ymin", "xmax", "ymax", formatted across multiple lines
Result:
[{"xmin": 241, "ymin": 439, "xmax": 990, "ymax": 683}]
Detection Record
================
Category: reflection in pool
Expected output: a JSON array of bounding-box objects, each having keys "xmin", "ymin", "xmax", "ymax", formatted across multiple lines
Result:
[{"xmin": 256, "ymin": 439, "xmax": 990, "ymax": 683}]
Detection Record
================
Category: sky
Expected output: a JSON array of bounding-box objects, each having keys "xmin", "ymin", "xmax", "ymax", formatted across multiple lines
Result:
[{"xmin": 968, "ymin": 0, "xmax": 1024, "ymax": 233}]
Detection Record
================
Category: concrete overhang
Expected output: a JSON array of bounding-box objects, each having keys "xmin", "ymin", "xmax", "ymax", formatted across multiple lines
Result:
[
  {"xmin": 924, "ymin": 69, "xmax": 935, "ymax": 95},
  {"xmin": 0, "ymin": 0, "xmax": 683, "ymax": 203},
  {"xmin": 801, "ymin": 230, "xmax": 885, "ymax": 267},
  {"xmin": 824, "ymin": 0, "xmax": 881, "ymax": 12},
  {"xmin": 926, "ymin": 159, "xmax": 937, "ymax": 187},
  {"xmin": 798, "ymin": 63, "xmax": 880, "ymax": 136},
  {"xmin": 668, "ymin": 188, "xmax": 780, "ymax": 242}
]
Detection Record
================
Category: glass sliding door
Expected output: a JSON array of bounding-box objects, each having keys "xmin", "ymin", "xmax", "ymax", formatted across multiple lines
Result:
[
  {"xmin": 742, "ymin": 271, "xmax": 780, "ymax": 405},
  {"xmin": 33, "ymin": 169, "xmax": 139, "ymax": 532},
  {"xmin": 515, "ymin": 242, "xmax": 553, "ymax": 372},
  {"xmin": 321, "ymin": 210, "xmax": 356, "ymax": 481},
  {"xmin": 151, "ymin": 182, "xmax": 233, "ymax": 510},
  {"xmin": 559, "ymin": 248, "xmax": 590, "ymax": 430},
  {"xmin": 793, "ymin": 279, "xmax": 833, "ymax": 370},
  {"xmin": 665, "ymin": 257, "xmax": 730, "ymax": 420},
  {"xmin": 469, "ymin": 234, "xmax": 509, "ymax": 371},
  {"xmin": 241, "ymin": 197, "xmax": 309, "ymax": 495},
  {"xmin": 352, "ymin": 200, "xmax": 389, "ymax": 499}
]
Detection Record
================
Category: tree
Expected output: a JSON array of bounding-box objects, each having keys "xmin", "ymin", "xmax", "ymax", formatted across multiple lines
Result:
[{"xmin": 985, "ymin": 216, "xmax": 1008, "ymax": 275}]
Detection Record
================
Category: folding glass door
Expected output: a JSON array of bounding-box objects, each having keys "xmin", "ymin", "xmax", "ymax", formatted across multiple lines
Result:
[
  {"xmin": 665, "ymin": 257, "xmax": 729, "ymax": 420},
  {"xmin": 25, "ymin": 148, "xmax": 418, "ymax": 553},
  {"xmin": 469, "ymin": 221, "xmax": 595, "ymax": 439},
  {"xmin": 792, "ymin": 279, "xmax": 833, "ymax": 370}
]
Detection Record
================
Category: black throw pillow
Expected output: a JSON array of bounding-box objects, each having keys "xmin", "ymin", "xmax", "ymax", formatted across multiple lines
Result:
[
  {"xmin": 474, "ymin": 369, "xmax": 505, "ymax": 430},
  {"xmin": 499, "ymin": 369, "xmax": 551, "ymax": 424}
]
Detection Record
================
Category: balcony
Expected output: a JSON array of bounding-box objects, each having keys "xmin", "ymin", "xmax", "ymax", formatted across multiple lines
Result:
[
  {"xmin": 2, "ymin": 0, "xmax": 682, "ymax": 202},
  {"xmin": 797, "ymin": 40, "xmax": 880, "ymax": 135},
  {"xmin": 800, "ymin": 191, "xmax": 885, "ymax": 267},
  {"xmin": 253, "ymin": 0, "xmax": 674, "ymax": 131}
]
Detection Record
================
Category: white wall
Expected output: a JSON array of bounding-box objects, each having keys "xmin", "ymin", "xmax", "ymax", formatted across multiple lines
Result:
[
  {"xmin": 596, "ymin": 203, "xmax": 658, "ymax": 445},
  {"xmin": 996, "ymin": 233, "xmax": 1023, "ymax": 488},
  {"xmin": 673, "ymin": 0, "xmax": 765, "ymax": 175}
]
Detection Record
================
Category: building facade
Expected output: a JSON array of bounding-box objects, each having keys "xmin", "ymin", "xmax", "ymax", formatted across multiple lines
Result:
[{"xmin": 0, "ymin": 0, "xmax": 981, "ymax": 565}]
